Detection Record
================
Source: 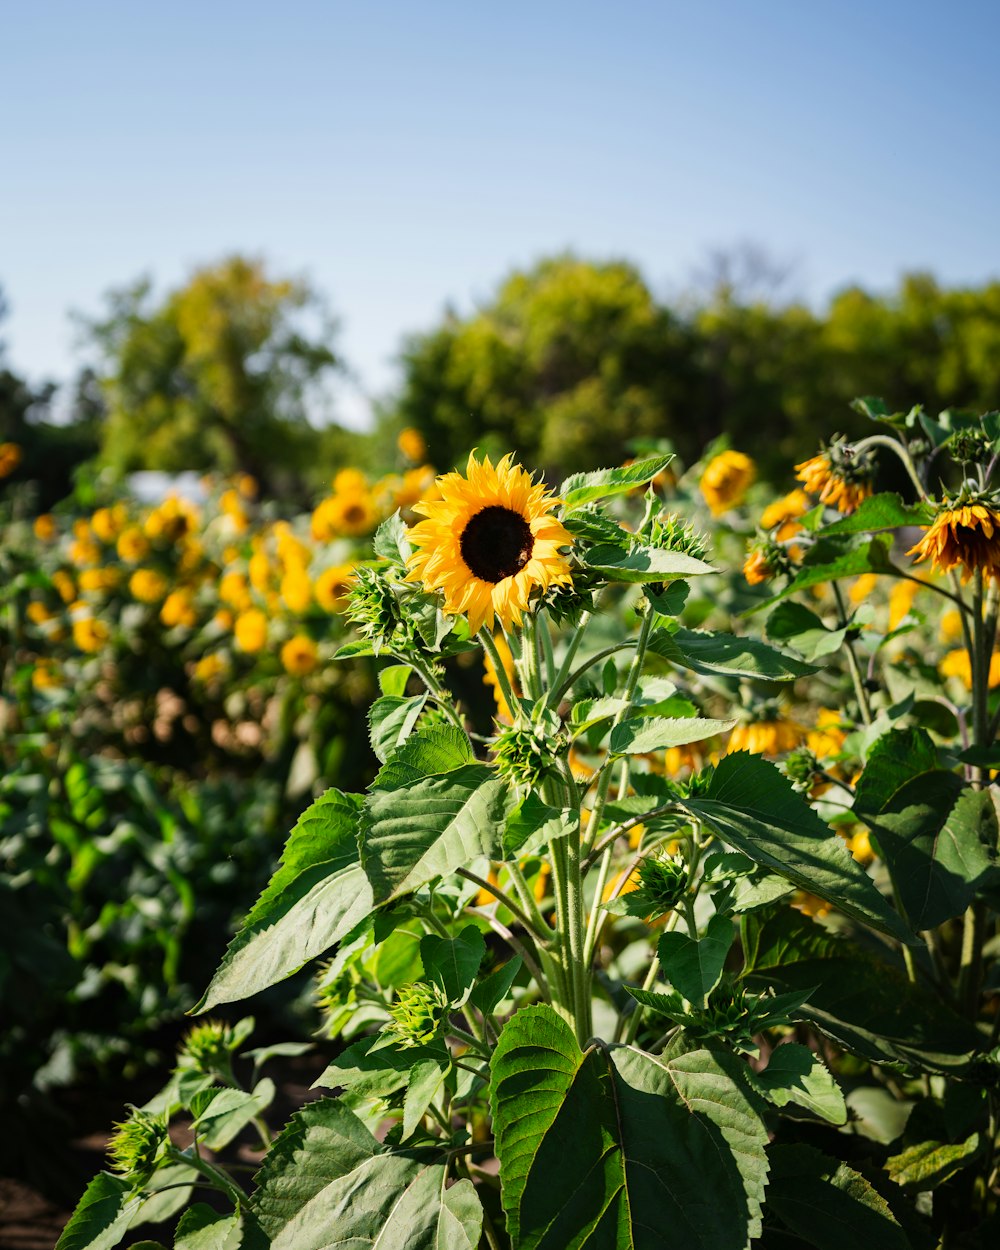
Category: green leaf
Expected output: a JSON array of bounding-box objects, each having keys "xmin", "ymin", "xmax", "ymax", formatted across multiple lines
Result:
[
  {"xmin": 681, "ymin": 753, "xmax": 914, "ymax": 944},
  {"xmin": 373, "ymin": 510, "xmax": 412, "ymax": 565},
  {"xmin": 766, "ymin": 602, "xmax": 849, "ymax": 661},
  {"xmin": 744, "ymin": 535, "xmax": 895, "ymax": 615},
  {"xmin": 583, "ymin": 544, "xmax": 716, "ymax": 582},
  {"xmin": 334, "ymin": 639, "xmax": 377, "ymax": 659},
  {"xmin": 128, "ymin": 1162, "xmax": 198, "ymax": 1227},
  {"xmin": 368, "ymin": 693, "xmax": 429, "ymax": 763},
  {"xmin": 195, "ymin": 788, "xmax": 372, "ymax": 1011},
  {"xmin": 610, "ymin": 715, "xmax": 735, "ymax": 755},
  {"xmin": 313, "ymin": 1032, "xmax": 447, "ymax": 1099},
  {"xmin": 766, "ymin": 1143, "xmax": 913, "ymax": 1250},
  {"xmin": 559, "ymin": 455, "xmax": 674, "ymax": 509},
  {"xmin": 372, "ymin": 723, "xmax": 475, "ymax": 789},
  {"xmin": 378, "ymin": 663, "xmax": 413, "ymax": 697},
  {"xmin": 192, "ymin": 1079, "xmax": 275, "ymax": 1150},
  {"xmin": 55, "ymin": 1172, "xmax": 144, "ymax": 1250},
  {"xmin": 502, "ymin": 793, "xmax": 578, "ymax": 858},
  {"xmin": 821, "ymin": 493, "xmax": 934, "ymax": 536},
  {"xmin": 656, "ymin": 913, "xmax": 733, "ymax": 1007},
  {"xmin": 742, "ymin": 908, "xmax": 983, "ymax": 1072},
  {"xmin": 853, "ymin": 728, "xmax": 1000, "ymax": 929},
  {"xmin": 469, "ymin": 956, "xmax": 522, "ymax": 1015},
  {"xmin": 649, "ymin": 626, "xmax": 820, "ymax": 680},
  {"xmin": 420, "ymin": 925, "xmax": 485, "ymax": 1003},
  {"xmin": 490, "ymin": 1004, "xmax": 768, "ymax": 1249},
  {"xmin": 401, "ymin": 1058, "xmax": 451, "ymax": 1141},
  {"xmin": 251, "ymin": 1098, "xmax": 482, "ymax": 1250},
  {"xmin": 751, "ymin": 1044, "xmax": 847, "ymax": 1124},
  {"xmin": 174, "ymin": 1205, "xmax": 242, "ymax": 1250},
  {"xmin": 361, "ymin": 763, "xmax": 510, "ymax": 902},
  {"xmin": 885, "ymin": 1134, "xmax": 981, "ymax": 1191}
]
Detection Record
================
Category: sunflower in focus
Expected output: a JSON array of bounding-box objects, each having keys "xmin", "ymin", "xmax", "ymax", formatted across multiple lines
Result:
[
  {"xmin": 795, "ymin": 440, "xmax": 874, "ymax": 514},
  {"xmin": 407, "ymin": 453, "xmax": 572, "ymax": 636},
  {"xmin": 907, "ymin": 501, "xmax": 1000, "ymax": 584},
  {"xmin": 700, "ymin": 451, "xmax": 756, "ymax": 516}
]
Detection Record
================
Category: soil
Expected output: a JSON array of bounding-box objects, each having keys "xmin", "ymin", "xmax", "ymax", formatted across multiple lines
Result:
[{"xmin": 0, "ymin": 1051, "xmax": 329, "ymax": 1250}]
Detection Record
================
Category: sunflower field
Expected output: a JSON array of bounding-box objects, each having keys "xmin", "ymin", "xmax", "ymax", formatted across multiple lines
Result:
[{"xmin": 8, "ymin": 401, "xmax": 1000, "ymax": 1248}]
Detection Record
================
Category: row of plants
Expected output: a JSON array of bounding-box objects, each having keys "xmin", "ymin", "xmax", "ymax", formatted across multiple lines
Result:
[
  {"xmin": 0, "ymin": 432, "xmax": 438, "ymax": 1111},
  {"xmin": 54, "ymin": 401, "xmax": 1000, "ymax": 1247}
]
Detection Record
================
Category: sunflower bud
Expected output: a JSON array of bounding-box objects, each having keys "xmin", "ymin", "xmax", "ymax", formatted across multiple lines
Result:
[
  {"xmin": 631, "ymin": 854, "xmax": 687, "ymax": 919},
  {"xmin": 641, "ymin": 514, "xmax": 709, "ymax": 560},
  {"xmin": 949, "ymin": 428, "xmax": 991, "ymax": 467},
  {"xmin": 388, "ymin": 980, "xmax": 451, "ymax": 1048},
  {"xmin": 107, "ymin": 1108, "xmax": 169, "ymax": 1184},
  {"xmin": 179, "ymin": 1019, "xmax": 240, "ymax": 1075},
  {"xmin": 493, "ymin": 707, "xmax": 566, "ymax": 788},
  {"xmin": 346, "ymin": 564, "xmax": 409, "ymax": 650},
  {"xmin": 782, "ymin": 746, "xmax": 821, "ymax": 790}
]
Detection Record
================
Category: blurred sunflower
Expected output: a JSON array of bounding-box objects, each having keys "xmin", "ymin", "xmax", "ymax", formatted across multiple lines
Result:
[
  {"xmin": 407, "ymin": 453, "xmax": 572, "ymax": 635},
  {"xmin": 795, "ymin": 440, "xmax": 874, "ymax": 514},
  {"xmin": 700, "ymin": 450, "xmax": 756, "ymax": 516},
  {"xmin": 315, "ymin": 564, "xmax": 355, "ymax": 612},
  {"xmin": 907, "ymin": 501, "xmax": 1000, "ymax": 583},
  {"xmin": 281, "ymin": 634, "xmax": 319, "ymax": 675},
  {"xmin": 0, "ymin": 442, "xmax": 22, "ymax": 478},
  {"xmin": 759, "ymin": 488, "xmax": 810, "ymax": 539}
]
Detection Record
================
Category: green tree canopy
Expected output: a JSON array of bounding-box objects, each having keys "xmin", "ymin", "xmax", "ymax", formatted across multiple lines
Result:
[{"xmin": 82, "ymin": 256, "xmax": 341, "ymax": 490}]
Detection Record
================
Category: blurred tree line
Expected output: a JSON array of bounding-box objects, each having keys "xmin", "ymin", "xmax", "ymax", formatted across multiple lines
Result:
[{"xmin": 4, "ymin": 249, "xmax": 1000, "ymax": 505}]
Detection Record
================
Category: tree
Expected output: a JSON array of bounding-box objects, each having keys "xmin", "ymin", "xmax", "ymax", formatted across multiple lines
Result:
[
  {"xmin": 388, "ymin": 254, "xmax": 699, "ymax": 475},
  {"xmin": 82, "ymin": 256, "xmax": 341, "ymax": 491}
]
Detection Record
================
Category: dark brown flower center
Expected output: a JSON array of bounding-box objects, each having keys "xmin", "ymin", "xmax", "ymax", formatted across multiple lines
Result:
[{"xmin": 460, "ymin": 506, "xmax": 534, "ymax": 583}]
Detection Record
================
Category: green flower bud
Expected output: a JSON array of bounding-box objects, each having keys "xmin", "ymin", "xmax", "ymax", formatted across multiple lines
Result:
[
  {"xmin": 346, "ymin": 565, "xmax": 409, "ymax": 650},
  {"xmin": 493, "ymin": 707, "xmax": 566, "ymax": 788},
  {"xmin": 631, "ymin": 854, "xmax": 687, "ymax": 919},
  {"xmin": 179, "ymin": 1019, "xmax": 239, "ymax": 1074},
  {"xmin": 107, "ymin": 1108, "xmax": 169, "ymax": 1184},
  {"xmin": 389, "ymin": 980, "xmax": 450, "ymax": 1048}
]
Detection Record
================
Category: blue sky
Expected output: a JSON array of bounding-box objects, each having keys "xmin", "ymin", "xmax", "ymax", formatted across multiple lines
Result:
[{"xmin": 2, "ymin": 0, "xmax": 999, "ymax": 427}]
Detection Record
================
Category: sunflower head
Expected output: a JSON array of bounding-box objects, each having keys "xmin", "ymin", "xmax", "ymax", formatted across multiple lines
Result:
[
  {"xmin": 700, "ymin": 450, "xmax": 756, "ymax": 516},
  {"xmin": 906, "ymin": 498, "xmax": 1000, "ymax": 583},
  {"xmin": 406, "ymin": 453, "xmax": 572, "ymax": 636},
  {"xmin": 795, "ymin": 439, "xmax": 874, "ymax": 514}
]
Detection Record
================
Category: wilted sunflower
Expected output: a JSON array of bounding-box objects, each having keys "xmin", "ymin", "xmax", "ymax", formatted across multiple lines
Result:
[
  {"xmin": 407, "ymin": 453, "xmax": 572, "ymax": 635},
  {"xmin": 795, "ymin": 440, "xmax": 874, "ymax": 514},
  {"xmin": 907, "ymin": 501, "xmax": 1000, "ymax": 583}
]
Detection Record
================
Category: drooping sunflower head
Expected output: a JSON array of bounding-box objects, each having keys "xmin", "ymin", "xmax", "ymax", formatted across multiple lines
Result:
[
  {"xmin": 906, "ymin": 500, "xmax": 1000, "ymax": 583},
  {"xmin": 699, "ymin": 450, "xmax": 756, "ymax": 516},
  {"xmin": 406, "ymin": 453, "xmax": 572, "ymax": 635},
  {"xmin": 795, "ymin": 439, "xmax": 874, "ymax": 514}
]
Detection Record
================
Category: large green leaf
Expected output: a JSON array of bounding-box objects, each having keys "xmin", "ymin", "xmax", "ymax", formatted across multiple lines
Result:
[
  {"xmin": 312, "ymin": 1033, "xmax": 447, "ymax": 1099},
  {"xmin": 420, "ymin": 925, "xmax": 485, "ymax": 1003},
  {"xmin": 560, "ymin": 455, "xmax": 675, "ymax": 510},
  {"xmin": 502, "ymin": 793, "xmax": 578, "ymax": 858},
  {"xmin": 372, "ymin": 724, "xmax": 475, "ymax": 788},
  {"xmin": 251, "ymin": 1098, "xmax": 481, "ymax": 1249},
  {"xmin": 609, "ymin": 715, "xmax": 735, "ymax": 755},
  {"xmin": 656, "ymin": 913, "xmax": 733, "ymax": 1007},
  {"xmin": 368, "ymin": 693, "xmax": 428, "ymax": 763},
  {"xmin": 766, "ymin": 602, "xmax": 849, "ymax": 662},
  {"xmin": 54, "ymin": 1172, "xmax": 144, "ymax": 1250},
  {"xmin": 195, "ymin": 788, "xmax": 371, "ymax": 1011},
  {"xmin": 649, "ymin": 626, "xmax": 819, "ymax": 681},
  {"xmin": 742, "ymin": 908, "xmax": 983, "ymax": 1072},
  {"xmin": 853, "ymin": 727, "xmax": 1000, "ymax": 929},
  {"xmin": 765, "ymin": 1143, "xmax": 913, "ymax": 1250},
  {"xmin": 490, "ymin": 1004, "xmax": 768, "ymax": 1249},
  {"xmin": 885, "ymin": 1134, "xmax": 981, "ymax": 1191},
  {"xmin": 361, "ymin": 763, "xmax": 510, "ymax": 902},
  {"xmin": 820, "ymin": 493, "xmax": 933, "ymax": 536},
  {"xmin": 750, "ymin": 1043, "xmax": 847, "ymax": 1124},
  {"xmin": 583, "ymin": 544, "xmax": 716, "ymax": 583},
  {"xmin": 681, "ymin": 752, "xmax": 914, "ymax": 944},
  {"xmin": 173, "ymin": 1205, "xmax": 242, "ymax": 1250},
  {"xmin": 744, "ymin": 536, "xmax": 895, "ymax": 615}
]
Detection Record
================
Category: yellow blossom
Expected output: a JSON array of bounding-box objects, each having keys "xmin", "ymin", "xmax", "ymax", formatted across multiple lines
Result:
[
  {"xmin": 281, "ymin": 634, "xmax": 318, "ymax": 675},
  {"xmin": 315, "ymin": 564, "xmax": 355, "ymax": 612},
  {"xmin": 907, "ymin": 502, "xmax": 1000, "ymax": 584},
  {"xmin": 0, "ymin": 442, "xmax": 22, "ymax": 478},
  {"xmin": 219, "ymin": 571, "xmax": 253, "ymax": 611},
  {"xmin": 33, "ymin": 514, "xmax": 57, "ymax": 541},
  {"xmin": 280, "ymin": 566, "xmax": 312, "ymax": 614},
  {"xmin": 849, "ymin": 573, "xmax": 879, "ymax": 605},
  {"xmin": 129, "ymin": 569, "xmax": 168, "ymax": 603},
  {"xmin": 235, "ymin": 609, "xmax": 268, "ymax": 653},
  {"xmin": 73, "ymin": 616, "xmax": 110, "ymax": 653},
  {"xmin": 161, "ymin": 590, "xmax": 197, "ymax": 629},
  {"xmin": 728, "ymin": 719, "xmax": 803, "ymax": 757},
  {"xmin": 193, "ymin": 653, "xmax": 226, "ymax": 684},
  {"xmin": 117, "ymin": 527, "xmax": 150, "ymax": 563},
  {"xmin": 759, "ymin": 489, "xmax": 810, "ymax": 540},
  {"xmin": 939, "ymin": 648, "xmax": 1000, "ymax": 690},
  {"xmin": 52, "ymin": 570, "xmax": 76, "ymax": 603},
  {"xmin": 940, "ymin": 609, "xmax": 964, "ymax": 644},
  {"xmin": 397, "ymin": 427, "xmax": 427, "ymax": 462},
  {"xmin": 700, "ymin": 451, "xmax": 756, "ymax": 516}
]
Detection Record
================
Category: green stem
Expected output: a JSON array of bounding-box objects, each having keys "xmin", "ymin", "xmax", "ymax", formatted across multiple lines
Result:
[
  {"xmin": 455, "ymin": 867, "xmax": 550, "ymax": 943},
  {"xmin": 548, "ymin": 640, "xmax": 637, "ymax": 707},
  {"xmin": 547, "ymin": 610, "xmax": 591, "ymax": 706},
  {"xmin": 832, "ymin": 583, "xmax": 872, "ymax": 726},
  {"xmin": 853, "ymin": 433, "xmax": 927, "ymax": 499},
  {"xmin": 479, "ymin": 628, "xmax": 519, "ymax": 720},
  {"xmin": 166, "ymin": 1146, "xmax": 248, "ymax": 1211},
  {"xmin": 538, "ymin": 609, "xmax": 556, "ymax": 684}
]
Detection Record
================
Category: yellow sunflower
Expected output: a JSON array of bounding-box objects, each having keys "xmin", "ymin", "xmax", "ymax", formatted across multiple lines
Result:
[
  {"xmin": 728, "ymin": 718, "xmax": 803, "ymax": 757},
  {"xmin": 742, "ymin": 548, "xmax": 774, "ymax": 586},
  {"xmin": 907, "ymin": 502, "xmax": 1000, "ymax": 583},
  {"xmin": 759, "ymin": 488, "xmax": 810, "ymax": 540},
  {"xmin": 795, "ymin": 443, "xmax": 874, "ymax": 514},
  {"xmin": 406, "ymin": 453, "xmax": 572, "ymax": 635},
  {"xmin": 700, "ymin": 451, "xmax": 756, "ymax": 516}
]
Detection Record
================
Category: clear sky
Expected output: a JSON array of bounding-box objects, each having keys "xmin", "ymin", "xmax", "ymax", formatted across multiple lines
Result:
[{"xmin": 2, "ymin": 0, "xmax": 999, "ymax": 428}]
